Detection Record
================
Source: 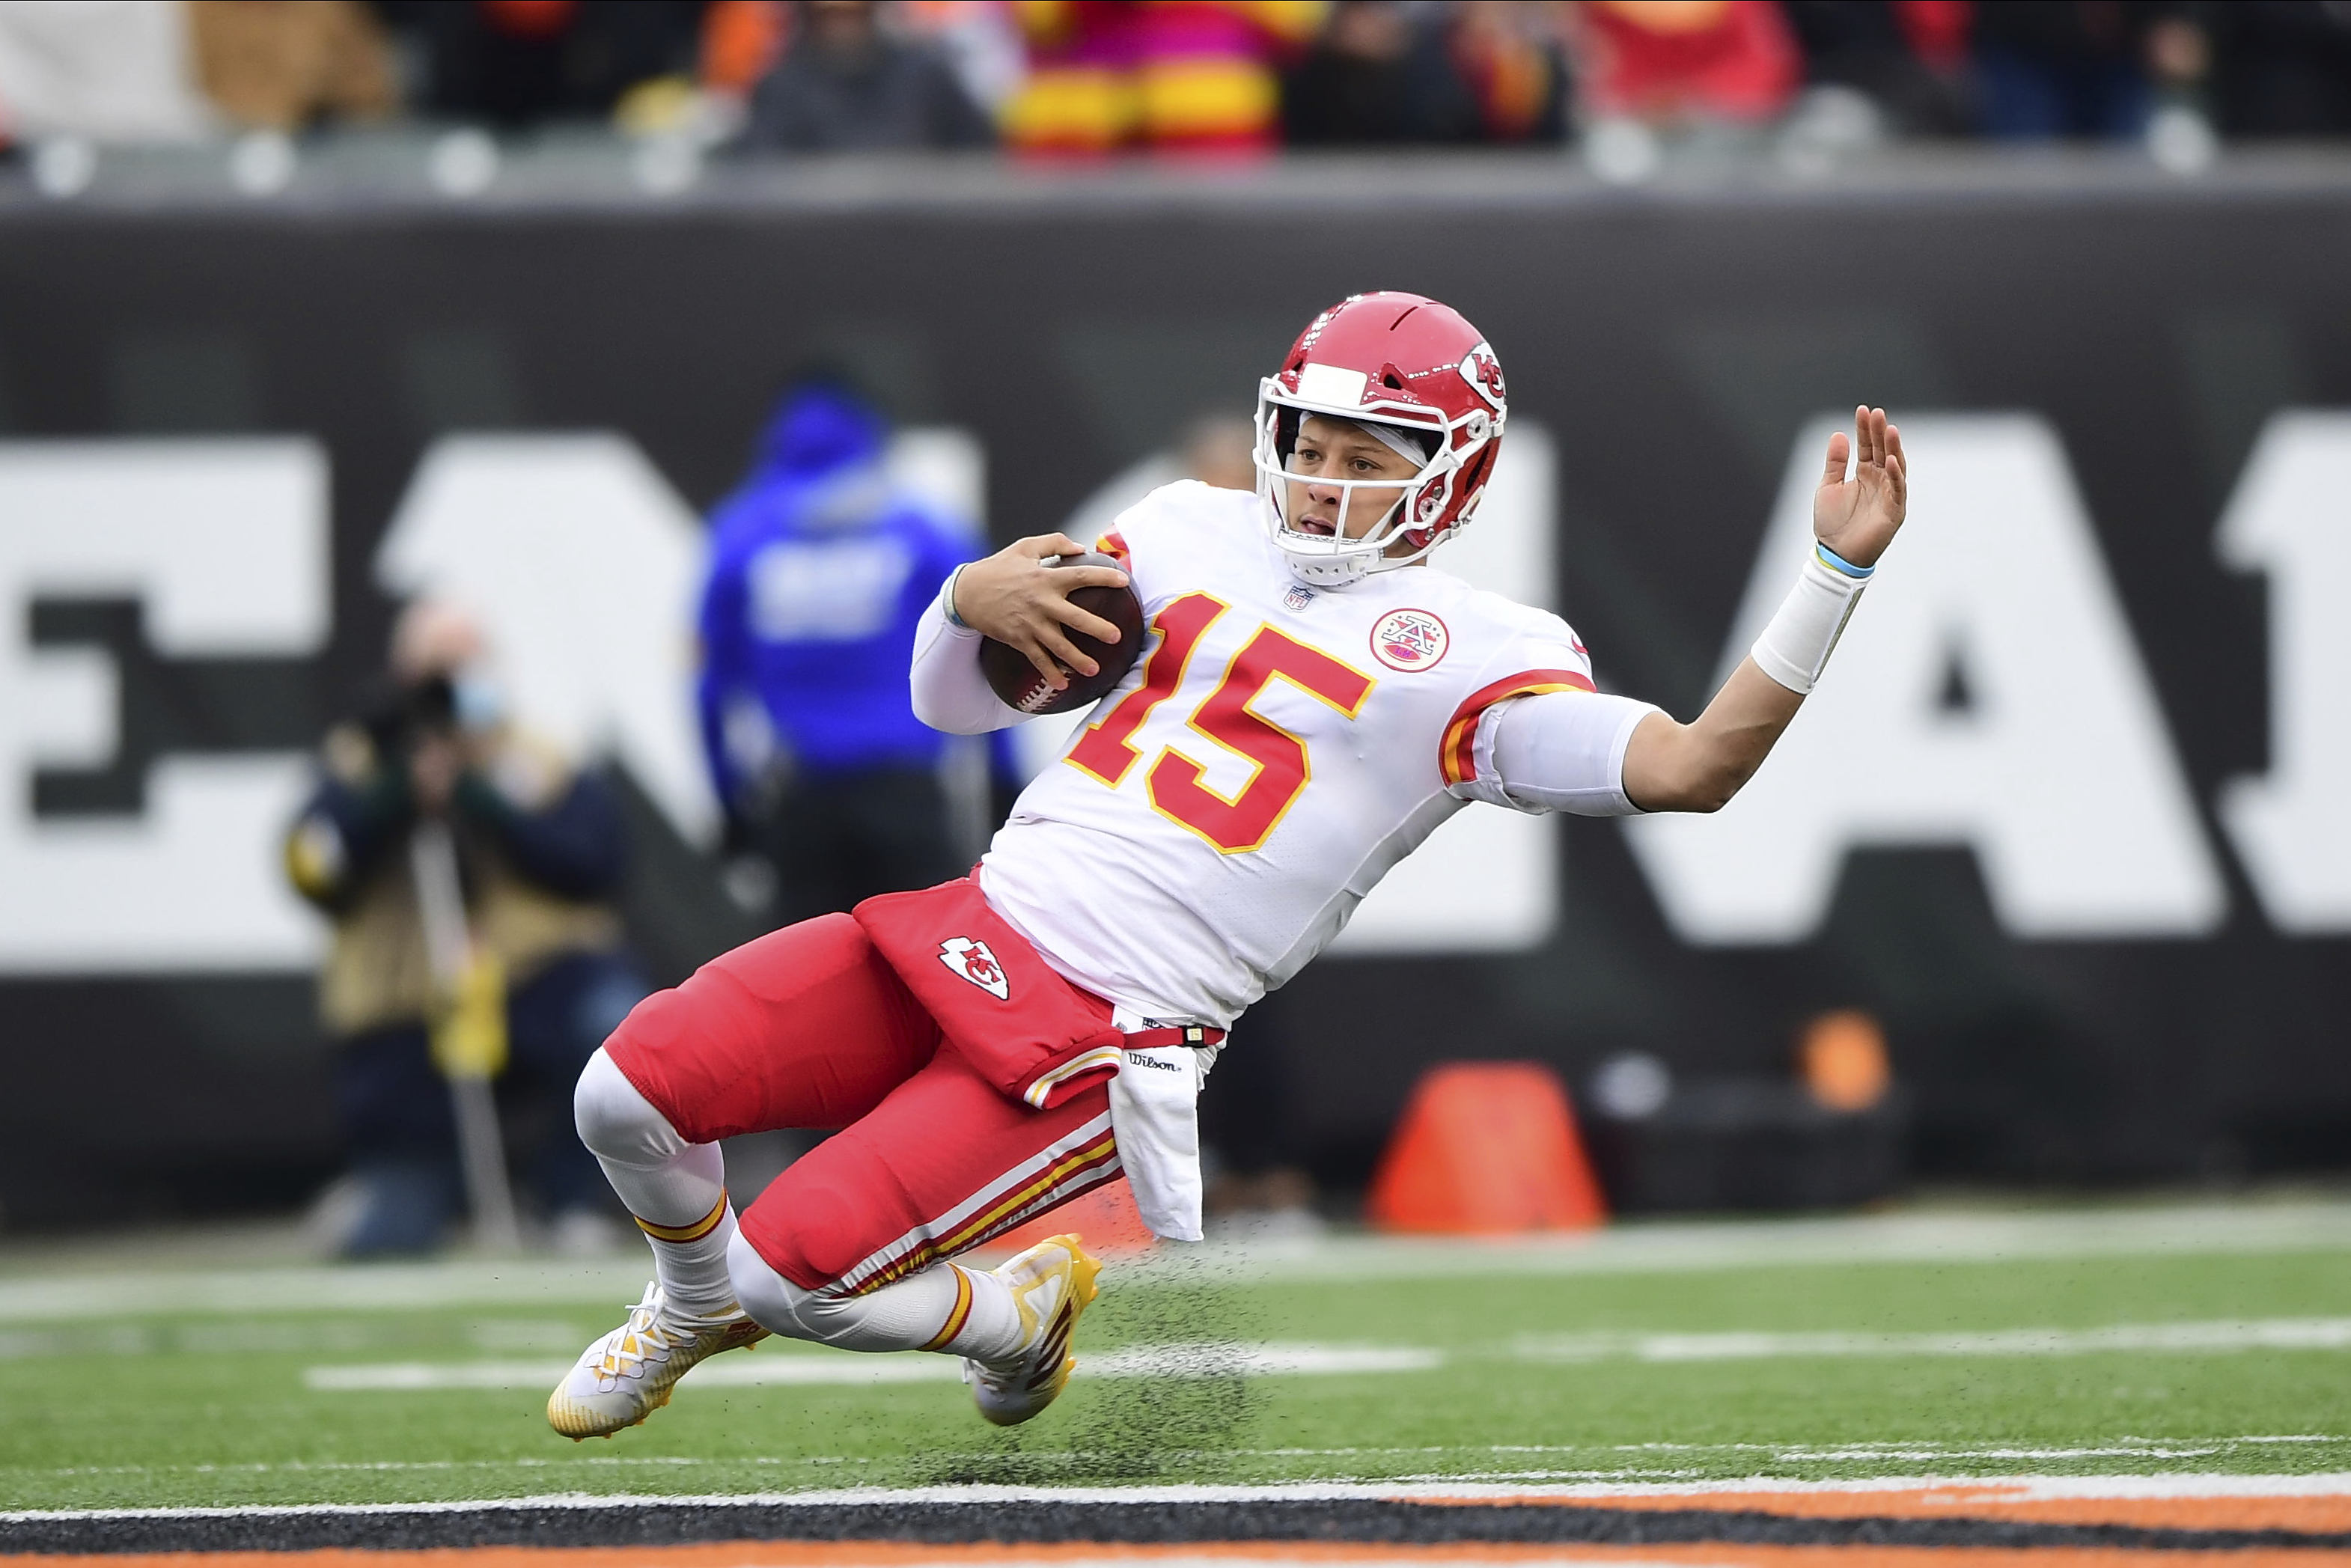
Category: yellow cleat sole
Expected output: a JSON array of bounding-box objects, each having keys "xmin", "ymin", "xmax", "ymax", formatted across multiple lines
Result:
[
  {"xmin": 546, "ymin": 1363, "xmax": 688, "ymax": 1441},
  {"xmin": 546, "ymin": 1315, "xmax": 765, "ymax": 1441}
]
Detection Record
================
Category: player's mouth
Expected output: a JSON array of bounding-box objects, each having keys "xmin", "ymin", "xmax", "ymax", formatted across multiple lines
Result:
[{"xmin": 1294, "ymin": 516, "xmax": 1338, "ymax": 537}]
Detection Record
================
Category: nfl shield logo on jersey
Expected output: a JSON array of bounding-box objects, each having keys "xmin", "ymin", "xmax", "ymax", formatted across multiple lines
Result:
[
  {"xmin": 939, "ymin": 936, "xmax": 1011, "ymax": 1000},
  {"xmin": 1370, "ymin": 608, "xmax": 1450, "ymax": 672}
]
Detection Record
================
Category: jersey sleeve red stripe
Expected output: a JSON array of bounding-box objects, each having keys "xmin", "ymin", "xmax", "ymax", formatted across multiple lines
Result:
[{"xmin": 1439, "ymin": 668, "xmax": 1599, "ymax": 787}]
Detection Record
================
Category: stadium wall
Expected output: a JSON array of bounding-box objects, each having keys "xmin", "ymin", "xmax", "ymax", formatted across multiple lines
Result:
[{"xmin": 1, "ymin": 162, "xmax": 2348, "ymax": 1224}]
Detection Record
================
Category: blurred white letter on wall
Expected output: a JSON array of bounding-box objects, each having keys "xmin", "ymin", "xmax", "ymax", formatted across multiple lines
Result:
[
  {"xmin": 1625, "ymin": 414, "xmax": 2225, "ymax": 944},
  {"xmin": 377, "ymin": 433, "xmax": 718, "ymax": 845},
  {"xmin": 2217, "ymin": 412, "xmax": 2351, "ymax": 933},
  {"xmin": 0, "ymin": 439, "xmax": 328, "ymax": 971}
]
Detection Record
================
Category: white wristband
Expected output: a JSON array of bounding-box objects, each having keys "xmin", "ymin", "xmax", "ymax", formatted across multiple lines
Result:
[
  {"xmin": 1751, "ymin": 548, "xmax": 1868, "ymax": 694},
  {"xmin": 940, "ymin": 564, "xmax": 972, "ymax": 630}
]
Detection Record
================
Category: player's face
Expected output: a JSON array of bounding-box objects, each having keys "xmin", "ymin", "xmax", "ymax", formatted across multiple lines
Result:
[{"xmin": 1284, "ymin": 416, "xmax": 1421, "ymax": 548}]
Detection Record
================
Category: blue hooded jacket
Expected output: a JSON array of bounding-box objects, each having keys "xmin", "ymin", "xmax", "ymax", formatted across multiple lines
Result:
[{"xmin": 697, "ymin": 385, "xmax": 979, "ymax": 809}]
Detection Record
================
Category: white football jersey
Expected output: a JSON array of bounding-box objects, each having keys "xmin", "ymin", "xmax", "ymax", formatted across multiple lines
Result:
[{"xmin": 978, "ymin": 481, "xmax": 1604, "ymax": 1027}]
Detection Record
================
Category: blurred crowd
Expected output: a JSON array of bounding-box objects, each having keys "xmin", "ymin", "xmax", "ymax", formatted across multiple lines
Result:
[{"xmin": 1, "ymin": 0, "xmax": 2350, "ymax": 164}]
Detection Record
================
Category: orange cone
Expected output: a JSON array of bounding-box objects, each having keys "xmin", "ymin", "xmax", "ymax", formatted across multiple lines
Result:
[
  {"xmin": 981, "ymin": 1174, "xmax": 1158, "ymax": 1256},
  {"xmin": 1366, "ymin": 1061, "xmax": 1607, "ymax": 1233}
]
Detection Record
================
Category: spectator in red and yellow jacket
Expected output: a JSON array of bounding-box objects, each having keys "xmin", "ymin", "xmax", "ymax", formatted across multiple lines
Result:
[{"xmin": 1004, "ymin": 0, "xmax": 1327, "ymax": 157}]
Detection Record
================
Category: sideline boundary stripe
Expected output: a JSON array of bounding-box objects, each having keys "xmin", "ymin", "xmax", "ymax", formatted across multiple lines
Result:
[
  {"xmin": 10, "ymin": 1550, "xmax": 2351, "ymax": 1568},
  {"xmin": 6, "ymin": 1496, "xmax": 2351, "ymax": 1557}
]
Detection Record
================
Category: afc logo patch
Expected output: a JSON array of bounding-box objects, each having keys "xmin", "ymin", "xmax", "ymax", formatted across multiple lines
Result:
[
  {"xmin": 938, "ymin": 936, "xmax": 1010, "ymax": 1000},
  {"xmin": 1370, "ymin": 608, "xmax": 1450, "ymax": 672}
]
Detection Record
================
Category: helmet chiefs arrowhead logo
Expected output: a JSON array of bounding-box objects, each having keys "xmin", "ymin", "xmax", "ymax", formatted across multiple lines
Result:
[
  {"xmin": 939, "ymin": 936, "xmax": 1010, "ymax": 1000},
  {"xmin": 1464, "ymin": 344, "xmax": 1506, "ymax": 407}
]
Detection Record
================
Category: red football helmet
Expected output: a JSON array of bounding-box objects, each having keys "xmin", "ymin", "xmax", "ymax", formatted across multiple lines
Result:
[{"xmin": 1254, "ymin": 291, "xmax": 1507, "ymax": 585}]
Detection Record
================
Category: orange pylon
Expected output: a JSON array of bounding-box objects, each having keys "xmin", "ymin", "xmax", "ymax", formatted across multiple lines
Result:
[{"xmin": 1366, "ymin": 1061, "xmax": 1608, "ymax": 1234}]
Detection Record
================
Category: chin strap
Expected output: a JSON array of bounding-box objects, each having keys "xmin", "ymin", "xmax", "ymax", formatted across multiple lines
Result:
[{"xmin": 1285, "ymin": 552, "xmax": 1370, "ymax": 588}]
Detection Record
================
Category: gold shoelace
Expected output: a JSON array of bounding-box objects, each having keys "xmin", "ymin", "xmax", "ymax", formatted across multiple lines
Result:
[{"xmin": 594, "ymin": 1297, "xmax": 689, "ymax": 1382}]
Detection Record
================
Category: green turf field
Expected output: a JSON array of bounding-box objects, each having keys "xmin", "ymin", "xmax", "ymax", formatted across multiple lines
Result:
[{"xmin": 7, "ymin": 1201, "xmax": 2351, "ymax": 1513}]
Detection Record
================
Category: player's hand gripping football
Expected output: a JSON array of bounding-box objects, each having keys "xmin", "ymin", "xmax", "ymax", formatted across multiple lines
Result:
[
  {"xmin": 1812, "ymin": 406, "xmax": 1907, "ymax": 569},
  {"xmin": 954, "ymin": 534, "xmax": 1132, "ymax": 692}
]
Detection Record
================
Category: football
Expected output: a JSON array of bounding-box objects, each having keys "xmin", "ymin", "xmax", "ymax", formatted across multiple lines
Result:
[{"xmin": 978, "ymin": 552, "xmax": 1147, "ymax": 716}]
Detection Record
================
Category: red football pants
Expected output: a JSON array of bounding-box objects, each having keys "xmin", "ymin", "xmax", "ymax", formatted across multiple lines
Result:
[{"xmin": 602, "ymin": 913, "xmax": 1118, "ymax": 1295}]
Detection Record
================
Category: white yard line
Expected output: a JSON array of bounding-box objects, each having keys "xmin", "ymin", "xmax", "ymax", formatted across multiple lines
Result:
[
  {"xmin": 1201, "ymin": 1201, "xmax": 2351, "ymax": 1283},
  {"xmin": 11, "ymin": 1471, "xmax": 2351, "ymax": 1522},
  {"xmin": 1515, "ymin": 1317, "xmax": 2351, "ymax": 1362},
  {"xmin": 1087, "ymin": 1344, "xmax": 1445, "ymax": 1378},
  {"xmin": 298, "ymin": 1315, "xmax": 2351, "ymax": 1391},
  {"xmin": 7, "ymin": 1201, "xmax": 2351, "ymax": 1323},
  {"xmin": 305, "ymin": 1342, "xmax": 1442, "ymax": 1391},
  {"xmin": 307, "ymin": 1357, "xmax": 950, "ymax": 1391}
]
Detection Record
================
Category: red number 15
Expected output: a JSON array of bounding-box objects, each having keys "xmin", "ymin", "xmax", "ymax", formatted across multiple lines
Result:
[{"xmin": 1066, "ymin": 593, "xmax": 1375, "ymax": 854}]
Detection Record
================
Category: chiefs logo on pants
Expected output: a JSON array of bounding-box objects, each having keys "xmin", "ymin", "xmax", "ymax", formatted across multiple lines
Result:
[{"xmin": 938, "ymin": 936, "xmax": 1010, "ymax": 1000}]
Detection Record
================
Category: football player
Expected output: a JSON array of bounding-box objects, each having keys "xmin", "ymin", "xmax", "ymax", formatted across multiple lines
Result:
[{"xmin": 549, "ymin": 292, "xmax": 1906, "ymax": 1439}]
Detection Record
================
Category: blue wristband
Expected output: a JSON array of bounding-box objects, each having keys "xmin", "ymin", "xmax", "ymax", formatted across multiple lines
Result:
[
  {"xmin": 942, "ymin": 564, "xmax": 971, "ymax": 629},
  {"xmin": 1814, "ymin": 541, "xmax": 1875, "ymax": 580}
]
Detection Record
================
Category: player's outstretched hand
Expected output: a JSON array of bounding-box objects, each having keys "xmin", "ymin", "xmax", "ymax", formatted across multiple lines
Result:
[
  {"xmin": 1812, "ymin": 406, "xmax": 1907, "ymax": 569},
  {"xmin": 953, "ymin": 534, "xmax": 1132, "ymax": 692}
]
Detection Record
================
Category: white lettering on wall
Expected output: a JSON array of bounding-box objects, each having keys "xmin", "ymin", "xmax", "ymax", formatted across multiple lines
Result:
[
  {"xmin": 2216, "ymin": 412, "xmax": 2351, "ymax": 932},
  {"xmin": 0, "ymin": 440, "xmax": 329, "ymax": 971},
  {"xmin": 0, "ymin": 412, "xmax": 2323, "ymax": 973},
  {"xmin": 1624, "ymin": 414, "xmax": 2226, "ymax": 944}
]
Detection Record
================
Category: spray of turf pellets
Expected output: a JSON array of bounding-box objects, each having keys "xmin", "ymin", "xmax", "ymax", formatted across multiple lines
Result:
[{"xmin": 912, "ymin": 1242, "xmax": 1264, "ymax": 1486}]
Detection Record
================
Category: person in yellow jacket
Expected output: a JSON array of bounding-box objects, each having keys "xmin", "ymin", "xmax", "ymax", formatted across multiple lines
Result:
[{"xmin": 285, "ymin": 600, "xmax": 646, "ymax": 1256}]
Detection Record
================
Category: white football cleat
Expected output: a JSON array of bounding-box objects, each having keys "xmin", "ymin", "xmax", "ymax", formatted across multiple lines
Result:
[
  {"xmin": 546, "ymin": 1281, "xmax": 767, "ymax": 1440},
  {"xmin": 962, "ymin": 1232, "xmax": 1103, "ymax": 1427}
]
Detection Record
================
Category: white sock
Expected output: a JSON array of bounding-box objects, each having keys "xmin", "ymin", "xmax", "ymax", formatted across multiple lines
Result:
[
  {"xmin": 727, "ymin": 1229, "xmax": 1024, "ymax": 1361},
  {"xmin": 573, "ymin": 1049, "xmax": 740, "ymax": 1320},
  {"xmin": 629, "ymin": 1189, "xmax": 742, "ymax": 1323}
]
